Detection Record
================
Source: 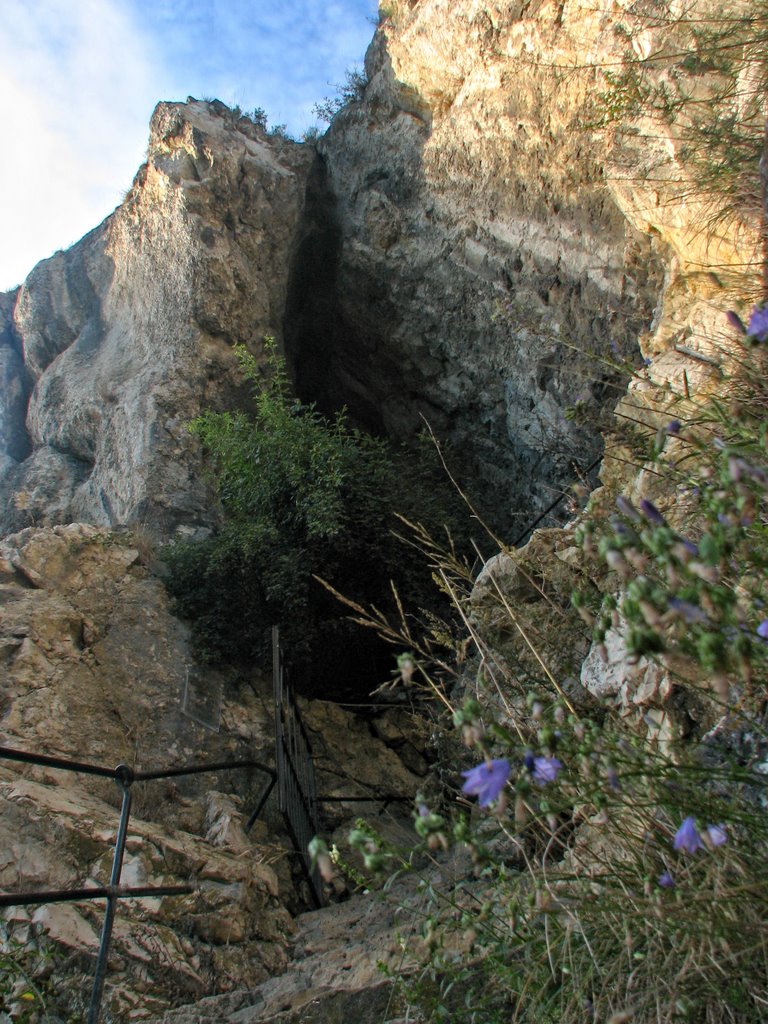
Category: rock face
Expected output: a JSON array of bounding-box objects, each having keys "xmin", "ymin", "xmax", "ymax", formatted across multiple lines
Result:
[
  {"xmin": 147, "ymin": 851, "xmax": 483, "ymax": 1024},
  {"xmin": 0, "ymin": 101, "xmax": 313, "ymax": 538},
  {"xmin": 0, "ymin": 525, "xmax": 426, "ymax": 1019},
  {"xmin": 0, "ymin": 524, "xmax": 292, "ymax": 1017},
  {"xmin": 0, "ymin": 4, "xmax": 756, "ymax": 540},
  {"xmin": 0, "ymin": 6, "xmax": 672, "ymax": 542},
  {"xmin": 0, "ymin": 2, "xmax": 758, "ymax": 1021},
  {"xmin": 147, "ymin": 880, "xmax": 425, "ymax": 1024},
  {"xmin": 0, "ymin": 523, "xmax": 271, "ymax": 782},
  {"xmin": 285, "ymin": 0, "xmax": 665, "ymax": 529}
]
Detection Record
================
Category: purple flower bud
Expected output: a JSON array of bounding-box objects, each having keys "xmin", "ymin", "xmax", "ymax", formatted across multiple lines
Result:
[
  {"xmin": 616, "ymin": 495, "xmax": 641, "ymax": 521},
  {"xmin": 673, "ymin": 816, "xmax": 704, "ymax": 854},
  {"xmin": 640, "ymin": 499, "xmax": 666, "ymax": 526},
  {"xmin": 725, "ymin": 310, "xmax": 747, "ymax": 335},
  {"xmin": 666, "ymin": 420, "xmax": 681, "ymax": 435},
  {"xmin": 461, "ymin": 759, "xmax": 511, "ymax": 807},
  {"xmin": 531, "ymin": 756, "xmax": 562, "ymax": 786},
  {"xmin": 757, "ymin": 620, "xmax": 768, "ymax": 641},
  {"xmin": 523, "ymin": 750, "xmax": 536, "ymax": 773},
  {"xmin": 706, "ymin": 824, "xmax": 727, "ymax": 847},
  {"xmin": 746, "ymin": 304, "xmax": 768, "ymax": 343},
  {"xmin": 658, "ymin": 871, "xmax": 675, "ymax": 888}
]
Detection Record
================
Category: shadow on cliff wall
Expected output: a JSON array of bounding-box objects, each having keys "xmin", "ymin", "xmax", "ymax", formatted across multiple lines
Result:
[
  {"xmin": 282, "ymin": 29, "xmax": 663, "ymax": 543},
  {"xmin": 0, "ymin": 287, "xmax": 33, "ymax": 465}
]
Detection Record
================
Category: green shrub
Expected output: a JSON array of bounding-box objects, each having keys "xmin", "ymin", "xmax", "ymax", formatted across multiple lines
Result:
[
  {"xmin": 165, "ymin": 341, "xmax": 472, "ymax": 670},
  {"xmin": 312, "ymin": 66, "xmax": 368, "ymax": 123}
]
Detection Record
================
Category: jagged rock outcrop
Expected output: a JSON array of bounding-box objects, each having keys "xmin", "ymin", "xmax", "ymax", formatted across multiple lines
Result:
[
  {"xmin": 146, "ymin": 850, "xmax": 486, "ymax": 1024},
  {"xmin": 1, "ymin": 3, "xmax": 756, "ymax": 543},
  {"xmin": 0, "ymin": 525, "xmax": 426, "ymax": 1019},
  {"xmin": 146, "ymin": 880, "xmax": 424, "ymax": 1024},
  {"xmin": 0, "ymin": 524, "xmax": 293, "ymax": 1017},
  {"xmin": 285, "ymin": 0, "xmax": 666, "ymax": 530},
  {"xmin": 0, "ymin": 523, "xmax": 270, "ymax": 783},
  {"xmin": 0, "ymin": 101, "xmax": 313, "ymax": 538}
]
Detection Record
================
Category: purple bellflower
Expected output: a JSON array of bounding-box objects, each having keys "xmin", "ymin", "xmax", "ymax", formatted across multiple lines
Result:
[
  {"xmin": 461, "ymin": 759, "xmax": 511, "ymax": 807},
  {"xmin": 673, "ymin": 816, "xmax": 704, "ymax": 854},
  {"xmin": 658, "ymin": 871, "xmax": 675, "ymax": 888},
  {"xmin": 757, "ymin": 619, "xmax": 768, "ymax": 641},
  {"xmin": 747, "ymin": 305, "xmax": 768, "ymax": 343},
  {"xmin": 639, "ymin": 499, "xmax": 666, "ymax": 526},
  {"xmin": 531, "ymin": 756, "xmax": 562, "ymax": 786},
  {"xmin": 706, "ymin": 824, "xmax": 728, "ymax": 848}
]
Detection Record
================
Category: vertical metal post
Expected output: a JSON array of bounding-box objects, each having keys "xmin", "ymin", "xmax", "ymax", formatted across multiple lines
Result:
[
  {"xmin": 273, "ymin": 626, "xmax": 284, "ymax": 812},
  {"xmin": 88, "ymin": 765, "xmax": 134, "ymax": 1024}
]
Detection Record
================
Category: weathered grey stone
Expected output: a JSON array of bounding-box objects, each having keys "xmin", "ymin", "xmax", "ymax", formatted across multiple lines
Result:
[
  {"xmin": 284, "ymin": 1, "xmax": 666, "ymax": 532},
  {"xmin": 580, "ymin": 626, "xmax": 672, "ymax": 707},
  {"xmin": 0, "ymin": 102, "xmax": 313, "ymax": 539},
  {"xmin": 147, "ymin": 871, "xmax": 428, "ymax": 1024}
]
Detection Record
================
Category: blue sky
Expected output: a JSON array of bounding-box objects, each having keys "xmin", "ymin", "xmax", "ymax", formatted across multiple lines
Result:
[{"xmin": 0, "ymin": 0, "xmax": 377, "ymax": 291}]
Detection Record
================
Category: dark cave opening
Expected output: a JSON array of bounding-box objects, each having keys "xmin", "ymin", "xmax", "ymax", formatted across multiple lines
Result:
[{"xmin": 287, "ymin": 621, "xmax": 396, "ymax": 703}]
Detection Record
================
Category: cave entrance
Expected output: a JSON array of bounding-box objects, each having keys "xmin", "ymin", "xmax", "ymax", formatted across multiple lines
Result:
[{"xmin": 286, "ymin": 621, "xmax": 397, "ymax": 704}]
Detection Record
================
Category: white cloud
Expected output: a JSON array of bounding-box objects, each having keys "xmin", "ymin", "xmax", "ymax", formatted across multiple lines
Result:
[
  {"xmin": 0, "ymin": 0, "xmax": 159, "ymax": 290},
  {"xmin": 0, "ymin": 0, "xmax": 378, "ymax": 291}
]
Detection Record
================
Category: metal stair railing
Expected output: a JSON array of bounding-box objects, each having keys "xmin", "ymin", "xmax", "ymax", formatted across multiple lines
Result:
[
  {"xmin": 0, "ymin": 745, "xmax": 276, "ymax": 1024},
  {"xmin": 271, "ymin": 626, "xmax": 324, "ymax": 906}
]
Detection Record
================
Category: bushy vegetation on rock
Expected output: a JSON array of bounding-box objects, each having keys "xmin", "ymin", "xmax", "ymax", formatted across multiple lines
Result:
[{"xmin": 164, "ymin": 341, "xmax": 473, "ymax": 678}]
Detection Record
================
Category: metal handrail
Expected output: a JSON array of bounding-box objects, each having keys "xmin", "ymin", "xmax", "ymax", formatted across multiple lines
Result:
[
  {"xmin": 272, "ymin": 627, "xmax": 324, "ymax": 905},
  {"xmin": 0, "ymin": 632, "xmax": 412, "ymax": 1016},
  {"xmin": 0, "ymin": 744, "xmax": 276, "ymax": 1023}
]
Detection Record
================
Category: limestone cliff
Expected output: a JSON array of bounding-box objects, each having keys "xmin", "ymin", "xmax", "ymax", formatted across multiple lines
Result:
[
  {"xmin": 0, "ymin": 101, "xmax": 313, "ymax": 538},
  {"xmin": 286, "ymin": 0, "xmax": 666, "ymax": 529},
  {"xmin": 1, "ymin": 2, "xmax": 757, "ymax": 540},
  {"xmin": 288, "ymin": 0, "xmax": 759, "ymax": 533},
  {"xmin": 0, "ymin": 1, "xmax": 761, "ymax": 1019}
]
